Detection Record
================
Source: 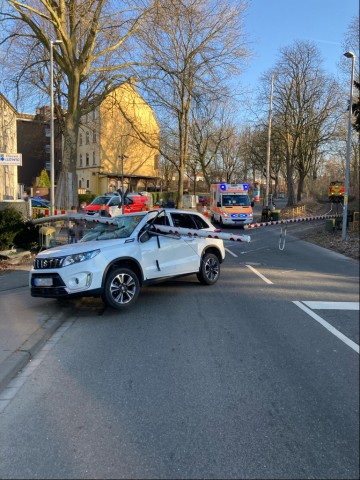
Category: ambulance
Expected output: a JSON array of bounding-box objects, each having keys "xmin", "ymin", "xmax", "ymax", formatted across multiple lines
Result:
[{"xmin": 210, "ymin": 183, "xmax": 254, "ymax": 227}]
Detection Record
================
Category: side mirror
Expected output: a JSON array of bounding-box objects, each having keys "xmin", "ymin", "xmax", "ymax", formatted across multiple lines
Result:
[{"xmin": 139, "ymin": 231, "xmax": 151, "ymax": 243}]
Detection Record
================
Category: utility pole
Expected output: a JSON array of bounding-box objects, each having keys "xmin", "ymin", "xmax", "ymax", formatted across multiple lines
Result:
[
  {"xmin": 265, "ymin": 73, "xmax": 274, "ymax": 208},
  {"xmin": 50, "ymin": 39, "xmax": 62, "ymax": 215},
  {"xmin": 342, "ymin": 51, "xmax": 355, "ymax": 241}
]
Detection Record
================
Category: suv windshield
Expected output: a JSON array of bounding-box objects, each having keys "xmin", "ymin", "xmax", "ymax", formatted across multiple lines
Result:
[
  {"xmin": 90, "ymin": 195, "xmax": 118, "ymax": 206},
  {"xmin": 222, "ymin": 194, "xmax": 250, "ymax": 207},
  {"xmin": 80, "ymin": 215, "xmax": 144, "ymax": 241}
]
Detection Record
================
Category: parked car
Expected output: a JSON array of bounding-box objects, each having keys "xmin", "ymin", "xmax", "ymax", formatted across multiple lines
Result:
[
  {"xmin": 30, "ymin": 209, "xmax": 225, "ymax": 310},
  {"xmin": 198, "ymin": 195, "xmax": 209, "ymax": 206},
  {"xmin": 84, "ymin": 192, "xmax": 148, "ymax": 216},
  {"xmin": 30, "ymin": 197, "xmax": 51, "ymax": 208}
]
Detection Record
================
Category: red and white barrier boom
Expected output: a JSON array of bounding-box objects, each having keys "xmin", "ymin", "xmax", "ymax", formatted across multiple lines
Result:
[
  {"xmin": 244, "ymin": 214, "xmax": 336, "ymax": 230},
  {"xmin": 153, "ymin": 225, "xmax": 251, "ymax": 243},
  {"xmin": 32, "ymin": 213, "xmax": 251, "ymax": 243}
]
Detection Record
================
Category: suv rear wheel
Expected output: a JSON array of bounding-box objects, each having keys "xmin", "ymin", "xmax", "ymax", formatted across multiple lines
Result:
[
  {"xmin": 103, "ymin": 267, "xmax": 140, "ymax": 310},
  {"xmin": 197, "ymin": 252, "xmax": 220, "ymax": 285}
]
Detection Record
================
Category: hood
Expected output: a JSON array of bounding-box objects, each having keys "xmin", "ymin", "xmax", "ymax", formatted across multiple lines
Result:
[{"xmin": 36, "ymin": 238, "xmax": 127, "ymax": 258}]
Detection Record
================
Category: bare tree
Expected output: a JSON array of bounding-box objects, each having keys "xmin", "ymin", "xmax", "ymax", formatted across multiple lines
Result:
[
  {"xmin": 189, "ymin": 102, "xmax": 230, "ymax": 190},
  {"xmin": 269, "ymin": 41, "xmax": 342, "ymax": 205},
  {"xmin": 0, "ymin": 0, "xmax": 156, "ymax": 209},
  {"xmin": 136, "ymin": 0, "xmax": 250, "ymax": 207}
]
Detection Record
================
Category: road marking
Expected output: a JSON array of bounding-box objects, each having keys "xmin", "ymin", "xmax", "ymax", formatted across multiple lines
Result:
[
  {"xmin": 246, "ymin": 264, "xmax": 273, "ymax": 284},
  {"xmin": 225, "ymin": 248, "xmax": 238, "ymax": 257},
  {"xmin": 303, "ymin": 301, "xmax": 359, "ymax": 310},
  {"xmin": 240, "ymin": 246, "xmax": 271, "ymax": 254},
  {"xmin": 293, "ymin": 301, "xmax": 359, "ymax": 354}
]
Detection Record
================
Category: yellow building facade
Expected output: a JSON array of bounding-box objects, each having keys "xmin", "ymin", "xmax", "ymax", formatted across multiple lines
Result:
[
  {"xmin": 0, "ymin": 94, "xmax": 19, "ymax": 200},
  {"xmin": 77, "ymin": 83, "xmax": 160, "ymax": 195}
]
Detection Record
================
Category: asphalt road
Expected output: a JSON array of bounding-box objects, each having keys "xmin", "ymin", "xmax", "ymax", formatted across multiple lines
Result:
[{"xmin": 0, "ymin": 225, "xmax": 358, "ymax": 479}]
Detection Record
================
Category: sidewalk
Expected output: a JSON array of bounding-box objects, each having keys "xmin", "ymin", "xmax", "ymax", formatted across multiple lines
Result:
[{"xmin": 0, "ymin": 260, "xmax": 71, "ymax": 391}]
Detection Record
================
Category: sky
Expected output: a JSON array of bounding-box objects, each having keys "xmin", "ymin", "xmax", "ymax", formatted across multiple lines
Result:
[{"xmin": 237, "ymin": 0, "xmax": 358, "ymax": 117}]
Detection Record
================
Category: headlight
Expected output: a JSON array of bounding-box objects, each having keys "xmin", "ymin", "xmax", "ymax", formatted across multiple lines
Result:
[{"xmin": 62, "ymin": 249, "xmax": 100, "ymax": 267}]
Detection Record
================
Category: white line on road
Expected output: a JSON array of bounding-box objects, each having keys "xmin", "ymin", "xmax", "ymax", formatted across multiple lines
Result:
[
  {"xmin": 303, "ymin": 301, "xmax": 359, "ymax": 310},
  {"xmin": 293, "ymin": 301, "xmax": 359, "ymax": 354},
  {"xmin": 240, "ymin": 246, "xmax": 271, "ymax": 254},
  {"xmin": 225, "ymin": 248, "xmax": 238, "ymax": 257},
  {"xmin": 246, "ymin": 264, "xmax": 273, "ymax": 284}
]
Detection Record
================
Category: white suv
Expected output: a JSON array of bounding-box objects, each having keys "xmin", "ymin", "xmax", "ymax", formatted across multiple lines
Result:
[{"xmin": 30, "ymin": 209, "xmax": 225, "ymax": 310}]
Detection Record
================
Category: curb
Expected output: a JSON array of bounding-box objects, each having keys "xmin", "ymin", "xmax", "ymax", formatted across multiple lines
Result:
[{"xmin": 0, "ymin": 307, "xmax": 70, "ymax": 392}]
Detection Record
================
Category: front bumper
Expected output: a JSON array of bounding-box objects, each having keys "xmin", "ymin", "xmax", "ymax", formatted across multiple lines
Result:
[
  {"xmin": 30, "ymin": 264, "xmax": 104, "ymax": 299},
  {"xmin": 222, "ymin": 216, "xmax": 253, "ymax": 226}
]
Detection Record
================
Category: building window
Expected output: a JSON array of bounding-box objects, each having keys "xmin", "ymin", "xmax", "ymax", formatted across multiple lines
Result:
[
  {"xmin": 86, "ymin": 113, "xmax": 89, "ymax": 123},
  {"xmin": 79, "ymin": 154, "xmax": 83, "ymax": 167},
  {"xmin": 86, "ymin": 153, "xmax": 89, "ymax": 166},
  {"xmin": 93, "ymin": 109, "xmax": 97, "ymax": 120},
  {"xmin": 86, "ymin": 131, "xmax": 90, "ymax": 145},
  {"xmin": 87, "ymin": 179, "xmax": 90, "ymax": 189},
  {"xmin": 79, "ymin": 179, "xmax": 82, "ymax": 188},
  {"xmin": 93, "ymin": 152, "xmax": 96, "ymax": 165},
  {"xmin": 93, "ymin": 131, "xmax": 97, "ymax": 143},
  {"xmin": 79, "ymin": 133, "xmax": 83, "ymax": 146}
]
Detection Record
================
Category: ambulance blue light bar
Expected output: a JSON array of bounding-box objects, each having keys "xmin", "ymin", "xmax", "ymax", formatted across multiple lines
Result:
[{"xmin": 220, "ymin": 184, "xmax": 227, "ymax": 191}]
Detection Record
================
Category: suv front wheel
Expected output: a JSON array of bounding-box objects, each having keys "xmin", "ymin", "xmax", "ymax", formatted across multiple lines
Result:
[
  {"xmin": 103, "ymin": 267, "xmax": 140, "ymax": 310},
  {"xmin": 197, "ymin": 252, "xmax": 220, "ymax": 285}
]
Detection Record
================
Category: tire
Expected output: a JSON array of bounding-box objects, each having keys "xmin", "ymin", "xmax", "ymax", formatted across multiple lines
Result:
[
  {"xmin": 197, "ymin": 252, "xmax": 220, "ymax": 285},
  {"xmin": 102, "ymin": 267, "xmax": 140, "ymax": 310}
]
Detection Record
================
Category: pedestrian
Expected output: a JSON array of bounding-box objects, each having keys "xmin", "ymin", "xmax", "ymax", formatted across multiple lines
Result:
[{"xmin": 165, "ymin": 197, "xmax": 175, "ymax": 208}]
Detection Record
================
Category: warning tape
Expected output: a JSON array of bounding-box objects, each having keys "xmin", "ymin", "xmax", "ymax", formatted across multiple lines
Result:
[{"xmin": 244, "ymin": 214, "xmax": 337, "ymax": 230}]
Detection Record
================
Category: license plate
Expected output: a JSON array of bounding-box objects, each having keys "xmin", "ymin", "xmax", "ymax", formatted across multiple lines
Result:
[{"xmin": 34, "ymin": 278, "xmax": 53, "ymax": 287}]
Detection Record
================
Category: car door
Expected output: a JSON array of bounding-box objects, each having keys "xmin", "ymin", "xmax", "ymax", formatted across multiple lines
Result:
[
  {"xmin": 139, "ymin": 212, "xmax": 200, "ymax": 279},
  {"xmin": 168, "ymin": 212, "xmax": 206, "ymax": 274},
  {"xmin": 108, "ymin": 196, "xmax": 121, "ymax": 216}
]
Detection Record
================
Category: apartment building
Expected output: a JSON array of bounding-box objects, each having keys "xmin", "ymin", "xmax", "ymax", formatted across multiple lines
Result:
[
  {"xmin": 77, "ymin": 82, "xmax": 160, "ymax": 195},
  {"xmin": 17, "ymin": 106, "xmax": 62, "ymax": 193},
  {"xmin": 0, "ymin": 93, "xmax": 19, "ymax": 200}
]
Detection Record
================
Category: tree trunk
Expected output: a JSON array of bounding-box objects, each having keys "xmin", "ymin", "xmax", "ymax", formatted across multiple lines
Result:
[
  {"xmin": 55, "ymin": 71, "xmax": 81, "ymax": 210},
  {"xmin": 297, "ymin": 173, "xmax": 305, "ymax": 203},
  {"xmin": 286, "ymin": 159, "xmax": 297, "ymax": 206}
]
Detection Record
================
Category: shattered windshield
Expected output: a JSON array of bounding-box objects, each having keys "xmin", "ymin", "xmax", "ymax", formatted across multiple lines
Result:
[{"xmin": 80, "ymin": 215, "xmax": 144, "ymax": 241}]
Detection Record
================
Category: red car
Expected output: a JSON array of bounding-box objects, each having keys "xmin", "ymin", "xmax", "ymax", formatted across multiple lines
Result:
[{"xmin": 85, "ymin": 193, "xmax": 148, "ymax": 217}]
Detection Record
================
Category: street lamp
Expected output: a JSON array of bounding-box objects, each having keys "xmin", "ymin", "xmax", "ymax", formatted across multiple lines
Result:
[
  {"xmin": 118, "ymin": 154, "xmax": 128, "ymax": 214},
  {"xmin": 342, "ymin": 51, "xmax": 355, "ymax": 241},
  {"xmin": 50, "ymin": 39, "xmax": 62, "ymax": 216}
]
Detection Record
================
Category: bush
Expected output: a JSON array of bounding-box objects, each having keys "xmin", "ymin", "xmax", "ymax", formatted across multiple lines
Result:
[
  {"xmin": 0, "ymin": 207, "xmax": 25, "ymax": 250},
  {"xmin": 13, "ymin": 221, "xmax": 39, "ymax": 251},
  {"xmin": 78, "ymin": 193, "xmax": 97, "ymax": 205}
]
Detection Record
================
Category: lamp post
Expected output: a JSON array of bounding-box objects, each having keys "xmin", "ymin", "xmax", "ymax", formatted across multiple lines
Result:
[
  {"xmin": 118, "ymin": 154, "xmax": 128, "ymax": 214},
  {"xmin": 50, "ymin": 39, "xmax": 63, "ymax": 216},
  {"xmin": 342, "ymin": 51, "xmax": 355, "ymax": 241}
]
